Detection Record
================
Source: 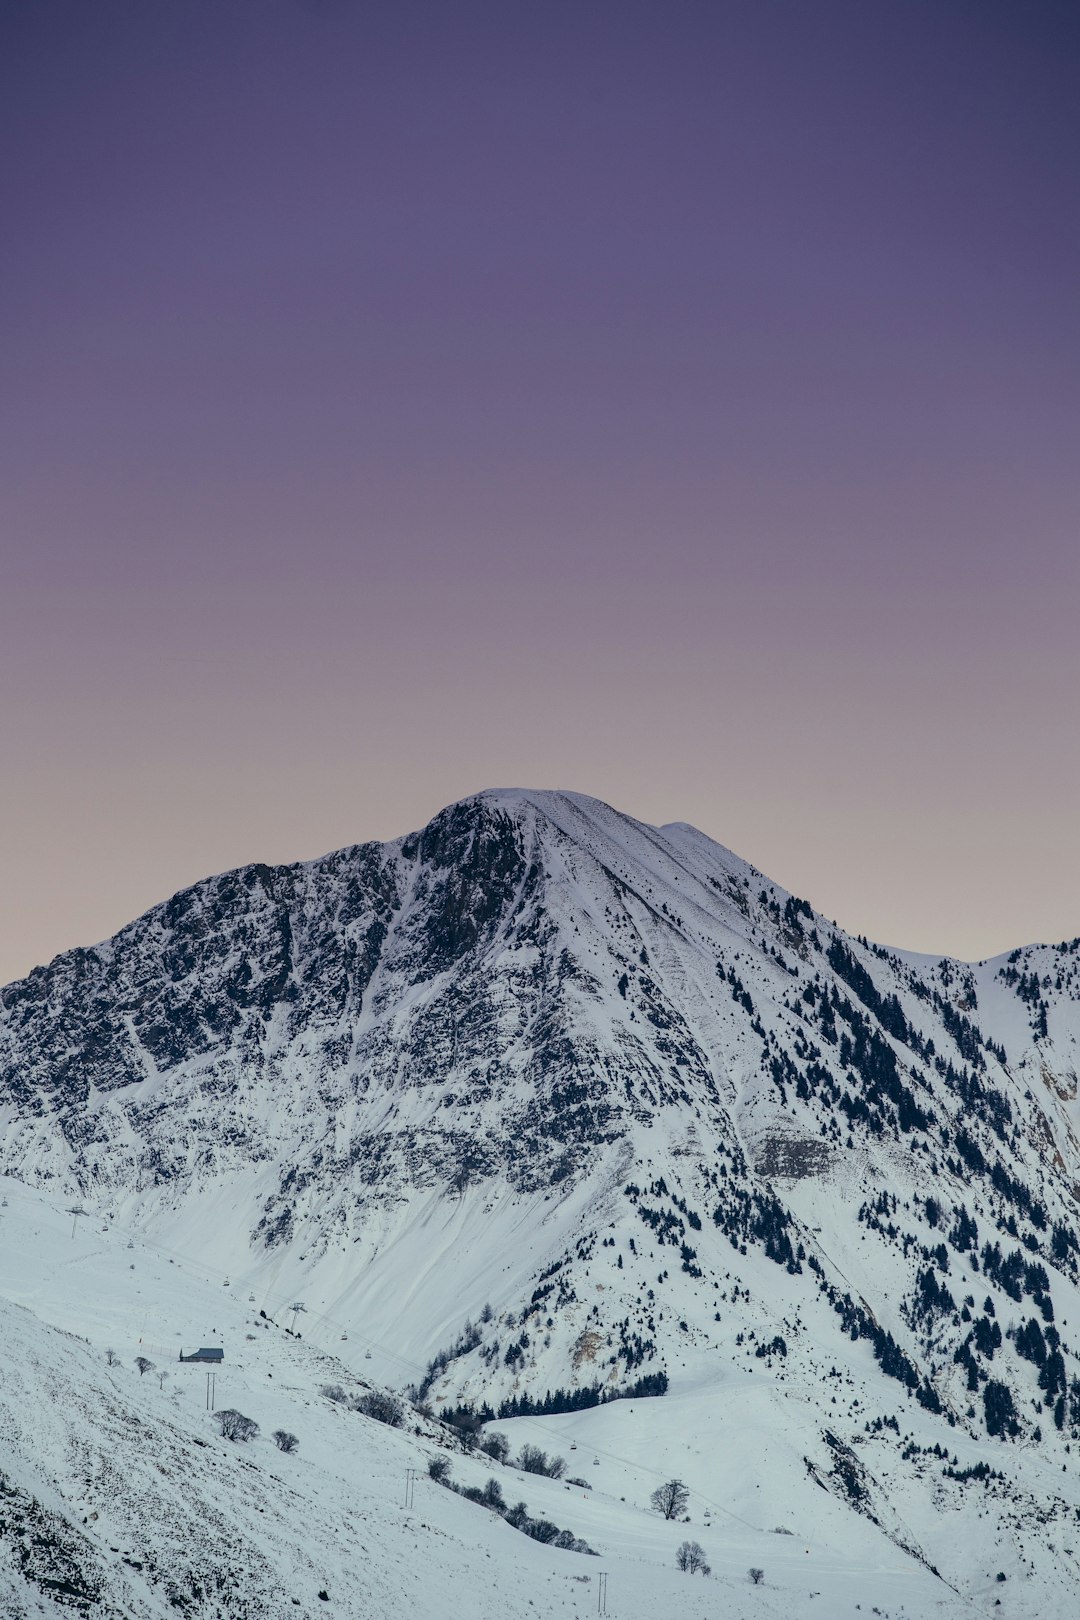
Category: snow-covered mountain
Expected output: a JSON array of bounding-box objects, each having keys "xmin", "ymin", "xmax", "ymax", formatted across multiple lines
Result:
[{"xmin": 4, "ymin": 788, "xmax": 1080, "ymax": 1614}]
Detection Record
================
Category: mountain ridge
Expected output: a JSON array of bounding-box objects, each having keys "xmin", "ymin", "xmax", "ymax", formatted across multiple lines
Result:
[{"xmin": 8, "ymin": 785, "xmax": 1065, "ymax": 978}]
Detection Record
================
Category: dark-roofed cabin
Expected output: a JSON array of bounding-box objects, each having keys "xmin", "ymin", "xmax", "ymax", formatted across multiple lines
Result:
[{"xmin": 179, "ymin": 1347, "xmax": 224, "ymax": 1363}]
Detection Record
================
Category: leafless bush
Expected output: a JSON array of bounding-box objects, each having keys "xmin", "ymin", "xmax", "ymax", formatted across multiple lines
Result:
[
  {"xmin": 676, "ymin": 1541, "xmax": 710, "ymax": 1574},
  {"xmin": 517, "ymin": 1444, "xmax": 566, "ymax": 1478},
  {"xmin": 318, "ymin": 1383, "xmax": 404, "ymax": 1426},
  {"xmin": 428, "ymin": 1455, "xmax": 452, "ymax": 1482},
  {"xmin": 524, "ymin": 1516, "xmax": 560, "ymax": 1544},
  {"xmin": 272, "ymin": 1430, "xmax": 299, "ymax": 1453},
  {"xmin": 749, "ymin": 1567, "xmax": 765, "ymax": 1585},
  {"xmin": 479, "ymin": 1432, "xmax": 510, "ymax": 1463},
  {"xmin": 134, "ymin": 1356, "xmax": 154, "ymax": 1377},
  {"xmin": 553, "ymin": 1529, "xmax": 591, "ymax": 1552},
  {"xmin": 215, "ymin": 1409, "xmax": 259, "ymax": 1442},
  {"xmin": 356, "ymin": 1390, "xmax": 404, "ymax": 1427}
]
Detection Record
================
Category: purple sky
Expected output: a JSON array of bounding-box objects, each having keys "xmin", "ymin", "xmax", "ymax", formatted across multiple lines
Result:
[{"xmin": 2, "ymin": 0, "xmax": 1078, "ymax": 981}]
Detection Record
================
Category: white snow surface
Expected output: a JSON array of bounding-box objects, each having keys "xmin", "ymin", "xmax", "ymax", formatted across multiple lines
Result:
[{"xmin": 1, "ymin": 1181, "xmax": 985, "ymax": 1620}]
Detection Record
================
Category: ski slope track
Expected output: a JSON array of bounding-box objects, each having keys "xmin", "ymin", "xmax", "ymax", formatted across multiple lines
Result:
[{"xmin": 2, "ymin": 788, "xmax": 1080, "ymax": 1617}]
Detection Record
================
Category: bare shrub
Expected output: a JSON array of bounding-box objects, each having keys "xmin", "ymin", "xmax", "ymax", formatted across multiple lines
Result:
[
  {"xmin": 215, "ymin": 1409, "xmax": 259, "ymax": 1442},
  {"xmin": 319, "ymin": 1382, "xmax": 403, "ymax": 1425},
  {"xmin": 134, "ymin": 1356, "xmax": 154, "ymax": 1377},
  {"xmin": 676, "ymin": 1541, "xmax": 709, "ymax": 1574},
  {"xmin": 749, "ymin": 1567, "xmax": 765, "ymax": 1585},
  {"xmin": 427, "ymin": 1455, "xmax": 452, "ymax": 1483},
  {"xmin": 272, "ymin": 1430, "xmax": 299, "ymax": 1453},
  {"xmin": 524, "ymin": 1517, "xmax": 560, "ymax": 1545},
  {"xmin": 357, "ymin": 1390, "xmax": 404, "ymax": 1427},
  {"xmin": 518, "ymin": 1444, "xmax": 566, "ymax": 1478},
  {"xmin": 479, "ymin": 1431, "xmax": 510, "ymax": 1463}
]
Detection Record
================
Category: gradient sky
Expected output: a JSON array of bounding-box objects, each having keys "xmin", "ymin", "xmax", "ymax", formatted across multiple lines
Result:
[{"xmin": 2, "ymin": 0, "xmax": 1078, "ymax": 982}]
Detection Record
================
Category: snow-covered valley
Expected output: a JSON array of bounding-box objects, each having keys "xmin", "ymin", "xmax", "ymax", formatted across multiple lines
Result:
[{"xmin": 0, "ymin": 1180, "xmax": 989, "ymax": 1620}]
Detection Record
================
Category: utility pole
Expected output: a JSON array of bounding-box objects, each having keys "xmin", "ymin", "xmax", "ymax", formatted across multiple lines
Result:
[
  {"xmin": 67, "ymin": 1206, "xmax": 88, "ymax": 1240},
  {"xmin": 596, "ymin": 1572, "xmax": 608, "ymax": 1614},
  {"xmin": 403, "ymin": 1468, "xmax": 417, "ymax": 1510},
  {"xmin": 206, "ymin": 1370, "xmax": 216, "ymax": 1411}
]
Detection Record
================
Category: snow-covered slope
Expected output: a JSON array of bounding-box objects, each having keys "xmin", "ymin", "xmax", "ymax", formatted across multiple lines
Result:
[
  {"xmin": 3, "ymin": 788, "xmax": 1080, "ymax": 1614},
  {"xmin": 0, "ymin": 1180, "xmax": 1004, "ymax": 1619}
]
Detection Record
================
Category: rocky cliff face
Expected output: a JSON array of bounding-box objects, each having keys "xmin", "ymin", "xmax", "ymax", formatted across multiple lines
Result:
[{"xmin": 0, "ymin": 792, "xmax": 755, "ymax": 1202}]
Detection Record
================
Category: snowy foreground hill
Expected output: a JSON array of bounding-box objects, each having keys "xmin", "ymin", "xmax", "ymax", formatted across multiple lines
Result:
[
  {"xmin": 3, "ymin": 788, "xmax": 1080, "ymax": 1617},
  {"xmin": 0, "ymin": 1180, "xmax": 960, "ymax": 1620}
]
